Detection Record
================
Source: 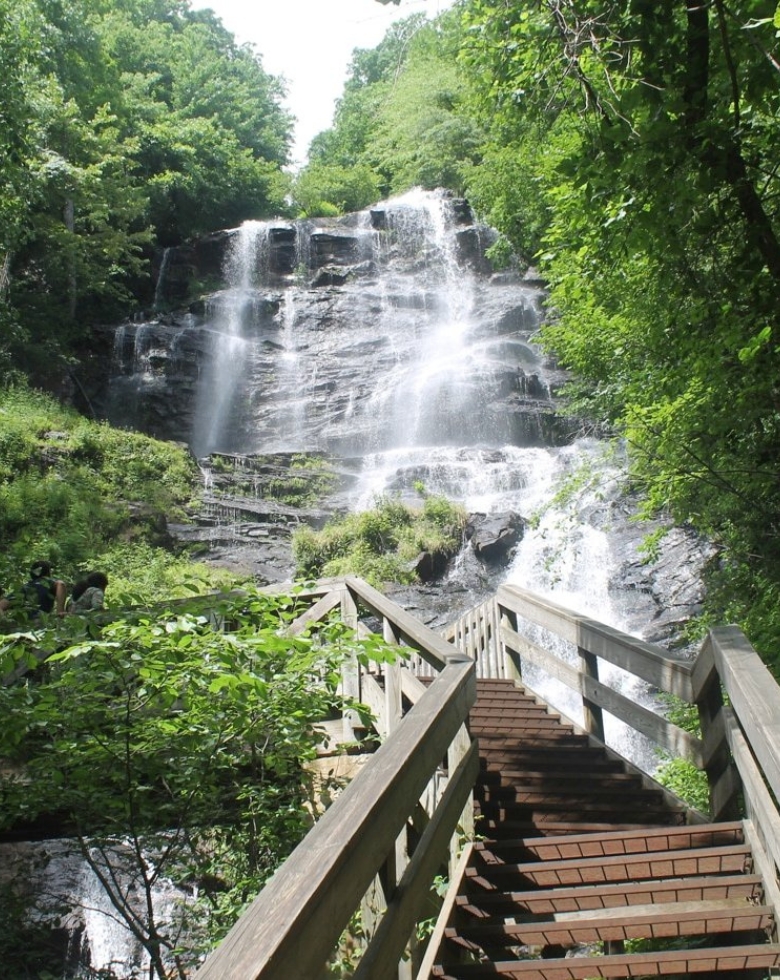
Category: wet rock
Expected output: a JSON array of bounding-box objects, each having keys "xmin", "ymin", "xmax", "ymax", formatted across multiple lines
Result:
[
  {"xmin": 312, "ymin": 267, "xmax": 349, "ymax": 288},
  {"xmin": 466, "ymin": 512, "xmax": 526, "ymax": 564},
  {"xmin": 411, "ymin": 549, "xmax": 452, "ymax": 583}
]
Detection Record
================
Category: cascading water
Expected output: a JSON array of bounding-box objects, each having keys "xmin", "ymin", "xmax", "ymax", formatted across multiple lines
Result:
[
  {"xmin": 105, "ymin": 188, "xmax": 697, "ymax": 660},
  {"xmin": 191, "ymin": 221, "xmax": 270, "ymax": 456},
  {"xmin": 81, "ymin": 187, "xmax": 706, "ymax": 974}
]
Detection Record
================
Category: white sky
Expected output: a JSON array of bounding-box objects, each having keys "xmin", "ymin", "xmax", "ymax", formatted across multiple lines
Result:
[{"xmin": 190, "ymin": 0, "xmax": 455, "ymax": 166}]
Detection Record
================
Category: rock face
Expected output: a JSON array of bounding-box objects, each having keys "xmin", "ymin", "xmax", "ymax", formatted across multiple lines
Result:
[
  {"xmin": 91, "ymin": 190, "xmax": 569, "ymax": 456},
  {"xmin": 85, "ymin": 188, "xmax": 706, "ymax": 642}
]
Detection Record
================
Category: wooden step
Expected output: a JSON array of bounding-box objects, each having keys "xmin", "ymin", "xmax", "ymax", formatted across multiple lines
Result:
[
  {"xmin": 475, "ymin": 801, "xmax": 685, "ymax": 829},
  {"xmin": 464, "ymin": 844, "xmax": 753, "ymax": 890},
  {"xmin": 478, "ymin": 747, "xmax": 623, "ymax": 768},
  {"xmin": 431, "ymin": 944, "xmax": 780, "ymax": 978},
  {"xmin": 490, "ymin": 823, "xmax": 744, "ymax": 859},
  {"xmin": 445, "ymin": 902, "xmax": 775, "ymax": 951},
  {"xmin": 475, "ymin": 815, "xmax": 687, "ymax": 840},
  {"xmin": 456, "ymin": 874, "xmax": 765, "ymax": 918},
  {"xmin": 479, "ymin": 768, "xmax": 644, "ymax": 789},
  {"xmin": 473, "ymin": 823, "xmax": 745, "ymax": 864},
  {"xmin": 470, "ymin": 701, "xmax": 563, "ymax": 716},
  {"xmin": 476, "ymin": 785, "xmax": 666, "ymax": 806},
  {"xmin": 470, "ymin": 819, "xmax": 683, "ymax": 838},
  {"xmin": 471, "ymin": 715, "xmax": 572, "ymax": 730}
]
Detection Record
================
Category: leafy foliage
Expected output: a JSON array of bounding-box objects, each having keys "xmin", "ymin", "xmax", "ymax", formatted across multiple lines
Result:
[
  {"xmin": 456, "ymin": 0, "xmax": 780, "ymax": 666},
  {"xmin": 0, "ymin": 0, "xmax": 292, "ymax": 382},
  {"xmin": 0, "ymin": 589, "xmax": 392, "ymax": 977},
  {"xmin": 292, "ymin": 9, "xmax": 481, "ymax": 212},
  {"xmin": 292, "ymin": 492, "xmax": 467, "ymax": 587},
  {"xmin": 0, "ymin": 384, "xmax": 200, "ymax": 598}
]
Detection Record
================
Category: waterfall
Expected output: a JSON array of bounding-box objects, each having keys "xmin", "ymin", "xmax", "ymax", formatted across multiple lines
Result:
[
  {"xmin": 104, "ymin": 195, "xmax": 682, "ymax": 668},
  {"xmin": 0, "ymin": 838, "xmax": 190, "ymax": 979},
  {"xmin": 86, "ymin": 187, "xmax": 709, "ymax": 974},
  {"xmin": 100, "ymin": 187, "xmax": 697, "ymax": 659},
  {"xmin": 191, "ymin": 221, "xmax": 270, "ymax": 456}
]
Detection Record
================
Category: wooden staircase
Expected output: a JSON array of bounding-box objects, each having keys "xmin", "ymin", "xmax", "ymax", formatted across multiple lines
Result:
[
  {"xmin": 194, "ymin": 579, "xmax": 780, "ymax": 980},
  {"xmin": 426, "ymin": 678, "xmax": 780, "ymax": 978}
]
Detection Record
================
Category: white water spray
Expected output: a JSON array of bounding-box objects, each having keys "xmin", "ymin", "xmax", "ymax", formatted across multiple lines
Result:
[{"xmin": 191, "ymin": 221, "xmax": 270, "ymax": 455}]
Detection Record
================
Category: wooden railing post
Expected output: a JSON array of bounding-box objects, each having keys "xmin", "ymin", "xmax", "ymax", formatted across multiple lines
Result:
[
  {"xmin": 694, "ymin": 636, "xmax": 742, "ymax": 821},
  {"xmin": 384, "ymin": 616, "xmax": 403, "ymax": 734},
  {"xmin": 578, "ymin": 646, "xmax": 605, "ymax": 742},
  {"xmin": 498, "ymin": 603, "xmax": 522, "ymax": 682},
  {"xmin": 341, "ymin": 585, "xmax": 362, "ymax": 742},
  {"xmin": 447, "ymin": 719, "xmax": 474, "ymax": 877},
  {"xmin": 380, "ymin": 614, "xmax": 412, "ymax": 979}
]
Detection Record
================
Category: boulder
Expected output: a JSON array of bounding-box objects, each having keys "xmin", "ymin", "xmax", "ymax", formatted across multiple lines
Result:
[
  {"xmin": 411, "ymin": 549, "xmax": 451, "ymax": 583},
  {"xmin": 466, "ymin": 512, "xmax": 526, "ymax": 564}
]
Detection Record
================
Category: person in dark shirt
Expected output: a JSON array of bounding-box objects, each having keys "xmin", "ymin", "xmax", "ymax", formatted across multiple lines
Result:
[{"xmin": 0, "ymin": 561, "xmax": 67, "ymax": 619}]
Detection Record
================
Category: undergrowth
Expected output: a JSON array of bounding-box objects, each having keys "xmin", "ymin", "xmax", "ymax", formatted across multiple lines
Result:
[{"xmin": 292, "ymin": 492, "xmax": 467, "ymax": 587}]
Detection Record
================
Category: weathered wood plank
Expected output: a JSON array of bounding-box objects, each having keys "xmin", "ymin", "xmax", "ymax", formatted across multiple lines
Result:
[
  {"xmin": 580, "ymin": 674, "xmax": 704, "ymax": 766},
  {"xmin": 352, "ymin": 740, "xmax": 480, "ymax": 980},
  {"xmin": 721, "ymin": 708, "xmax": 780, "ymax": 881},
  {"xmin": 362, "ymin": 672, "xmax": 388, "ymax": 735},
  {"xmin": 195, "ymin": 659, "xmax": 475, "ymax": 980},
  {"xmin": 500, "ymin": 623, "xmax": 582, "ymax": 691},
  {"xmin": 706, "ymin": 625, "xmax": 780, "ymax": 802},
  {"xmin": 432, "ymin": 943, "xmax": 780, "ymax": 978},
  {"xmin": 400, "ymin": 669, "xmax": 429, "ymax": 707},
  {"xmin": 259, "ymin": 578, "xmax": 342, "ymax": 598},
  {"xmin": 743, "ymin": 818, "xmax": 780, "ymax": 939},
  {"xmin": 345, "ymin": 577, "xmax": 457, "ymax": 671},
  {"xmin": 415, "ymin": 843, "xmax": 474, "ymax": 980},
  {"xmin": 497, "ymin": 584, "xmax": 694, "ymax": 699},
  {"xmin": 284, "ymin": 587, "xmax": 344, "ymax": 636},
  {"xmin": 579, "ymin": 647, "xmax": 605, "ymax": 741}
]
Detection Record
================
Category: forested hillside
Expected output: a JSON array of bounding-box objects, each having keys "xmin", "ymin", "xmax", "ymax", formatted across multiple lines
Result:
[
  {"xmin": 296, "ymin": 0, "xmax": 780, "ymax": 669},
  {"xmin": 0, "ymin": 0, "xmax": 292, "ymax": 383},
  {"xmin": 1, "ymin": 0, "xmax": 779, "ymax": 648},
  {"xmin": 1, "ymin": 1, "xmax": 779, "ymax": 972}
]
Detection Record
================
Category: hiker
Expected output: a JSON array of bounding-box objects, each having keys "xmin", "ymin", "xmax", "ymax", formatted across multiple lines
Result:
[
  {"xmin": 0, "ymin": 561, "xmax": 67, "ymax": 618},
  {"xmin": 69, "ymin": 571, "xmax": 109, "ymax": 613}
]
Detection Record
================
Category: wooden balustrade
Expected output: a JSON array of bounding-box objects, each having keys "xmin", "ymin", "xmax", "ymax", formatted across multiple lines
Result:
[
  {"xmin": 195, "ymin": 576, "xmax": 780, "ymax": 978},
  {"xmin": 195, "ymin": 577, "xmax": 477, "ymax": 980}
]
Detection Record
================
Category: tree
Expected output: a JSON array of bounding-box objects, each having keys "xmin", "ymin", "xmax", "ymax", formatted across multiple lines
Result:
[
  {"xmin": 0, "ymin": 591, "xmax": 388, "ymax": 977},
  {"xmin": 297, "ymin": 11, "xmax": 482, "ymax": 209},
  {"xmin": 291, "ymin": 162, "xmax": 383, "ymax": 216},
  {"xmin": 460, "ymin": 0, "xmax": 780, "ymax": 662},
  {"xmin": 2, "ymin": 0, "xmax": 293, "ymax": 382}
]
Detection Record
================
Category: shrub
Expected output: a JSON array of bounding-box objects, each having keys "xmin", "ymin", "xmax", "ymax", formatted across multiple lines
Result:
[{"xmin": 292, "ymin": 493, "xmax": 466, "ymax": 587}]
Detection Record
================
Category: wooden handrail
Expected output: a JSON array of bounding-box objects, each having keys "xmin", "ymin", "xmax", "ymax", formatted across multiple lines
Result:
[
  {"xmin": 194, "ymin": 577, "xmax": 780, "ymax": 978},
  {"xmin": 447, "ymin": 586, "xmax": 780, "ymax": 872},
  {"xmin": 496, "ymin": 584, "xmax": 695, "ymax": 698},
  {"xmin": 195, "ymin": 660, "xmax": 476, "ymax": 980},
  {"xmin": 445, "ymin": 586, "xmax": 705, "ymax": 785},
  {"xmin": 195, "ymin": 578, "xmax": 477, "ymax": 980}
]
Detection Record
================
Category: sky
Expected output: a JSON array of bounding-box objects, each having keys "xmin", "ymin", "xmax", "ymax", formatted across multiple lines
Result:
[{"xmin": 190, "ymin": 0, "xmax": 455, "ymax": 166}]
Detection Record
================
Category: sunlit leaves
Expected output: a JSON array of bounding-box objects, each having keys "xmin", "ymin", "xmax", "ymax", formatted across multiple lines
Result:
[
  {"xmin": 458, "ymin": 0, "xmax": 780, "ymax": 661},
  {"xmin": 0, "ymin": 588, "xmax": 396, "ymax": 972}
]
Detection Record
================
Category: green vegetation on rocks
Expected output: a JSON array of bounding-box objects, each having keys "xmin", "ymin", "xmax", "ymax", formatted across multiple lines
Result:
[
  {"xmin": 0, "ymin": 384, "xmax": 220, "ymax": 605},
  {"xmin": 292, "ymin": 492, "xmax": 467, "ymax": 587}
]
